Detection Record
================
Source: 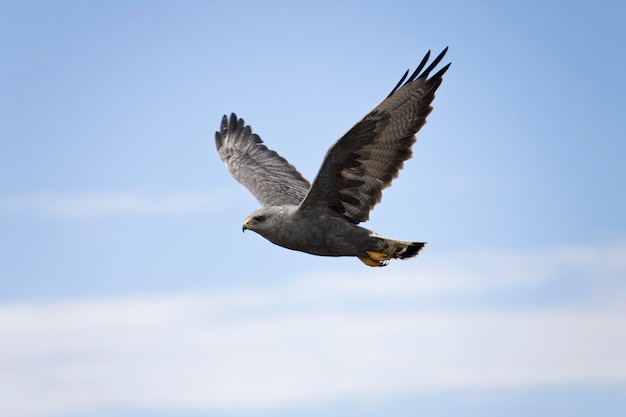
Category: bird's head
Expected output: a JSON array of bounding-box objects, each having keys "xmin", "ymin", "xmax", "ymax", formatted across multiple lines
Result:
[{"xmin": 242, "ymin": 206, "xmax": 289, "ymax": 236}]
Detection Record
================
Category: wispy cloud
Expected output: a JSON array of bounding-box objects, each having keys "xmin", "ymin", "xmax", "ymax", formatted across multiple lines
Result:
[
  {"xmin": 1, "ymin": 244, "xmax": 626, "ymax": 417},
  {"xmin": 0, "ymin": 190, "xmax": 238, "ymax": 217}
]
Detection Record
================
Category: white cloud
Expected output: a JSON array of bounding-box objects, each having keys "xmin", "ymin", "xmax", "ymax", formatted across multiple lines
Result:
[
  {"xmin": 1, "ymin": 244, "xmax": 626, "ymax": 417},
  {"xmin": 0, "ymin": 191, "xmax": 236, "ymax": 217}
]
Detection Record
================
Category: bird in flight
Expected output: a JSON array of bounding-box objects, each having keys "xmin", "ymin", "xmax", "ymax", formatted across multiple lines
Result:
[{"xmin": 215, "ymin": 48, "xmax": 450, "ymax": 266}]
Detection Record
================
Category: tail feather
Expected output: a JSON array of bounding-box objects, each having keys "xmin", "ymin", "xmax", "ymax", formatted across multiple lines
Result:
[
  {"xmin": 399, "ymin": 241, "xmax": 427, "ymax": 259},
  {"xmin": 358, "ymin": 238, "xmax": 427, "ymax": 267}
]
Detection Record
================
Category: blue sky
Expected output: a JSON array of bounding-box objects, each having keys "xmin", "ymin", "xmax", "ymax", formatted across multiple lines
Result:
[{"xmin": 1, "ymin": 1, "xmax": 625, "ymax": 416}]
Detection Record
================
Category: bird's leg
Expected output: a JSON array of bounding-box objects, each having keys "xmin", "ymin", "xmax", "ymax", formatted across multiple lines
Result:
[{"xmin": 358, "ymin": 251, "xmax": 390, "ymax": 267}]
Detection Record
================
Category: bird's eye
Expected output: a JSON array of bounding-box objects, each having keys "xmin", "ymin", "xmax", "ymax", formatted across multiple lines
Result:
[{"xmin": 253, "ymin": 215, "xmax": 266, "ymax": 222}]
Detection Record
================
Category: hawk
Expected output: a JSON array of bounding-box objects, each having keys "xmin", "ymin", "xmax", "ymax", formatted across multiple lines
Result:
[{"xmin": 215, "ymin": 48, "xmax": 450, "ymax": 266}]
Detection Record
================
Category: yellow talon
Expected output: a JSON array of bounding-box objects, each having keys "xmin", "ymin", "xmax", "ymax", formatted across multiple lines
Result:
[
  {"xmin": 365, "ymin": 251, "xmax": 390, "ymax": 261},
  {"xmin": 358, "ymin": 251, "xmax": 390, "ymax": 267},
  {"xmin": 358, "ymin": 257, "xmax": 385, "ymax": 267}
]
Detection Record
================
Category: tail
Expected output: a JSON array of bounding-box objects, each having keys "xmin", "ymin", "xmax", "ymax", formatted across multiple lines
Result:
[{"xmin": 358, "ymin": 239, "xmax": 427, "ymax": 267}]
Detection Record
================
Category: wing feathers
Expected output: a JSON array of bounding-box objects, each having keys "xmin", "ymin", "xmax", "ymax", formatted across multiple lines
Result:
[
  {"xmin": 215, "ymin": 114, "xmax": 310, "ymax": 207},
  {"xmin": 299, "ymin": 49, "xmax": 450, "ymax": 223}
]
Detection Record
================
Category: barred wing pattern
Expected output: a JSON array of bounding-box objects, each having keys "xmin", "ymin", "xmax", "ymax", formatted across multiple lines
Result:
[
  {"xmin": 299, "ymin": 48, "xmax": 450, "ymax": 223},
  {"xmin": 215, "ymin": 114, "xmax": 310, "ymax": 207}
]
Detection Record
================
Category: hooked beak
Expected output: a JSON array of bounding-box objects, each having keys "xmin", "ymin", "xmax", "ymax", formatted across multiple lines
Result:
[{"xmin": 242, "ymin": 218, "xmax": 251, "ymax": 232}]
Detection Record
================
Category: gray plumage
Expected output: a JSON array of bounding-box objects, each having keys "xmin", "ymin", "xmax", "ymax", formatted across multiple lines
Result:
[{"xmin": 215, "ymin": 48, "xmax": 450, "ymax": 266}]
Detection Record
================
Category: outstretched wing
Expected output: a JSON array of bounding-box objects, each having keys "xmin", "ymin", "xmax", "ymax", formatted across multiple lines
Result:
[
  {"xmin": 299, "ymin": 48, "xmax": 450, "ymax": 223},
  {"xmin": 215, "ymin": 113, "xmax": 310, "ymax": 206}
]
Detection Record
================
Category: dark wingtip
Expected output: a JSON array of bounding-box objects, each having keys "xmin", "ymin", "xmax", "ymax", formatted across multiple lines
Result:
[
  {"xmin": 228, "ymin": 113, "xmax": 239, "ymax": 136},
  {"xmin": 419, "ymin": 47, "xmax": 449, "ymax": 80},
  {"xmin": 215, "ymin": 131, "xmax": 222, "ymax": 149},
  {"xmin": 215, "ymin": 114, "xmax": 227, "ymax": 150},
  {"xmin": 386, "ymin": 69, "xmax": 410, "ymax": 98},
  {"xmin": 387, "ymin": 47, "xmax": 451, "ymax": 97},
  {"xmin": 216, "ymin": 113, "xmax": 237, "ymax": 150}
]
